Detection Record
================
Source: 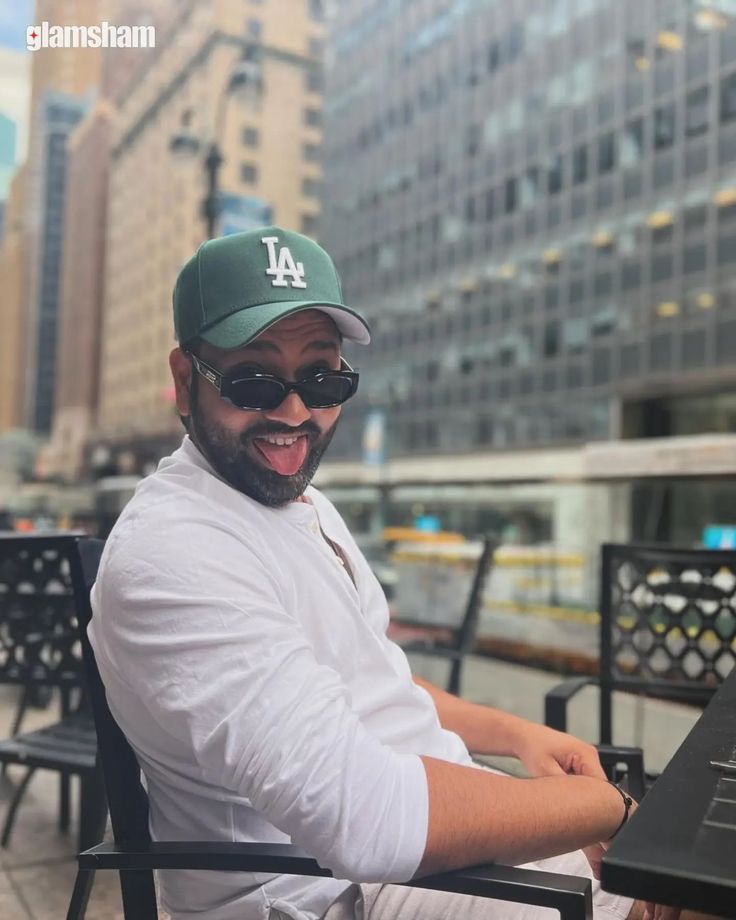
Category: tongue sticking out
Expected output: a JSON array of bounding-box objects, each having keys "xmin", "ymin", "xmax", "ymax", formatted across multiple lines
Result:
[{"xmin": 253, "ymin": 435, "xmax": 309, "ymax": 476}]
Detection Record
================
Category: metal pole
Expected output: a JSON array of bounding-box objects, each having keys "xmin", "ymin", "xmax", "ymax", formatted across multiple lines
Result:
[{"xmin": 202, "ymin": 142, "xmax": 223, "ymax": 239}]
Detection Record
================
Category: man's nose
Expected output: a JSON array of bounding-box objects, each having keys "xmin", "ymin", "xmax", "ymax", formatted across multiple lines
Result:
[{"xmin": 263, "ymin": 390, "xmax": 311, "ymax": 426}]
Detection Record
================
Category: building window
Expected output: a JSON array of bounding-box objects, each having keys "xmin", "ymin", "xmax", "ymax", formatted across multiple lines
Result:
[
  {"xmin": 686, "ymin": 85, "xmax": 709, "ymax": 137},
  {"xmin": 303, "ymin": 143, "xmax": 321, "ymax": 162},
  {"xmin": 242, "ymin": 126, "xmax": 259, "ymax": 147},
  {"xmin": 720, "ymin": 71, "xmax": 736, "ymax": 122},
  {"xmin": 301, "ymin": 214, "xmax": 318, "ymax": 236},
  {"xmin": 621, "ymin": 118, "xmax": 644, "ymax": 165},
  {"xmin": 246, "ymin": 18, "xmax": 262, "ymax": 38},
  {"xmin": 543, "ymin": 321, "xmax": 559, "ymax": 357},
  {"xmin": 308, "ymin": 0, "xmax": 324, "ymax": 22},
  {"xmin": 548, "ymin": 153, "xmax": 564, "ymax": 195},
  {"xmin": 304, "ymin": 107, "xmax": 322, "ymax": 128},
  {"xmin": 504, "ymin": 176, "xmax": 518, "ymax": 213},
  {"xmin": 573, "ymin": 144, "xmax": 588, "ymax": 184},
  {"xmin": 302, "ymin": 177, "xmax": 321, "ymax": 197},
  {"xmin": 485, "ymin": 188, "xmax": 496, "ymax": 221},
  {"xmin": 598, "ymin": 131, "xmax": 616, "ymax": 173},
  {"xmin": 654, "ymin": 103, "xmax": 676, "ymax": 149},
  {"xmin": 240, "ymin": 163, "xmax": 258, "ymax": 184},
  {"xmin": 306, "ymin": 68, "xmax": 323, "ymax": 93},
  {"xmin": 465, "ymin": 123, "xmax": 481, "ymax": 157}
]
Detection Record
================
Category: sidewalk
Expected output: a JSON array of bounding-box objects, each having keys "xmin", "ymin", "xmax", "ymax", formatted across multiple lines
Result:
[
  {"xmin": 0, "ymin": 656, "xmax": 701, "ymax": 919},
  {"xmin": 0, "ymin": 685, "xmax": 125, "ymax": 919}
]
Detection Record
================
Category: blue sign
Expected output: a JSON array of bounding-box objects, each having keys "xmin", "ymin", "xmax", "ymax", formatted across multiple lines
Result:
[
  {"xmin": 703, "ymin": 525, "xmax": 736, "ymax": 549},
  {"xmin": 361, "ymin": 410, "xmax": 386, "ymax": 466},
  {"xmin": 414, "ymin": 515, "xmax": 441, "ymax": 533},
  {"xmin": 218, "ymin": 194, "xmax": 272, "ymax": 236}
]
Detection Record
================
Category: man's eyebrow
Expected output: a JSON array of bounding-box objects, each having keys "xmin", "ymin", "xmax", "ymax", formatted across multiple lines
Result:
[
  {"xmin": 304, "ymin": 339, "xmax": 340, "ymax": 353},
  {"xmin": 242, "ymin": 338, "xmax": 340, "ymax": 354}
]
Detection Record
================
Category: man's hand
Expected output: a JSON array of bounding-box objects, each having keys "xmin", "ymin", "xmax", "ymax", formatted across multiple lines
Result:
[
  {"xmin": 511, "ymin": 723, "xmax": 622, "ymax": 882},
  {"xmin": 642, "ymin": 903, "xmax": 682, "ymax": 920},
  {"xmin": 511, "ymin": 722, "xmax": 607, "ymax": 780}
]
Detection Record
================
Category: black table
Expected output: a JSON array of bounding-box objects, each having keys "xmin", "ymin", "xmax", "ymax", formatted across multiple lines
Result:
[{"xmin": 601, "ymin": 668, "xmax": 736, "ymax": 918}]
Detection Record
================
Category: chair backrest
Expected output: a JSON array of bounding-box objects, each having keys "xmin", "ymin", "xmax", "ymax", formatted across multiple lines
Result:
[
  {"xmin": 456, "ymin": 538, "xmax": 497, "ymax": 653},
  {"xmin": 69, "ymin": 537, "xmax": 152, "ymax": 845},
  {"xmin": 0, "ymin": 533, "xmax": 87, "ymax": 689},
  {"xmin": 598, "ymin": 542, "xmax": 736, "ymax": 742}
]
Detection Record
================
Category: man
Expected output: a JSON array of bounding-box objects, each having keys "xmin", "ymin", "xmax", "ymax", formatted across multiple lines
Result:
[{"xmin": 89, "ymin": 228, "xmax": 668, "ymax": 920}]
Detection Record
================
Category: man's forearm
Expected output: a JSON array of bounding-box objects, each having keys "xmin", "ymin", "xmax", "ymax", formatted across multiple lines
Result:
[
  {"xmin": 414, "ymin": 675, "xmax": 529, "ymax": 756},
  {"xmin": 417, "ymin": 755, "xmax": 625, "ymax": 876}
]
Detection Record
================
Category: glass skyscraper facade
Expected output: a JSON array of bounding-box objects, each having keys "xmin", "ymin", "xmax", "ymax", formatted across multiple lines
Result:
[
  {"xmin": 29, "ymin": 91, "xmax": 86, "ymax": 433},
  {"xmin": 322, "ymin": 0, "xmax": 736, "ymax": 463}
]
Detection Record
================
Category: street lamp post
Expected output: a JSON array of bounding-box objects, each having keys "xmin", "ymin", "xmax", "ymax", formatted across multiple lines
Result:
[
  {"xmin": 202, "ymin": 142, "xmax": 224, "ymax": 240},
  {"xmin": 170, "ymin": 46, "xmax": 263, "ymax": 240}
]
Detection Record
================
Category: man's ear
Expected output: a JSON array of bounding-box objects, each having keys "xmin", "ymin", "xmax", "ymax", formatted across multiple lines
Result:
[{"xmin": 169, "ymin": 347, "xmax": 193, "ymax": 417}]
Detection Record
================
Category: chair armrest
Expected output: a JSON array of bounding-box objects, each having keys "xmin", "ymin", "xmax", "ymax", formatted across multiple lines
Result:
[
  {"xmin": 596, "ymin": 745, "xmax": 646, "ymax": 802},
  {"xmin": 79, "ymin": 841, "xmax": 592, "ymax": 920},
  {"xmin": 544, "ymin": 677, "xmax": 597, "ymax": 732}
]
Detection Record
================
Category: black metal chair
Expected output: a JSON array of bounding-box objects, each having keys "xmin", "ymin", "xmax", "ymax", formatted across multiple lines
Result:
[
  {"xmin": 67, "ymin": 536, "xmax": 605, "ymax": 920},
  {"xmin": 388, "ymin": 538, "xmax": 496, "ymax": 695},
  {"xmin": 0, "ymin": 533, "xmax": 106, "ymax": 850},
  {"xmin": 545, "ymin": 543, "xmax": 736, "ymax": 794}
]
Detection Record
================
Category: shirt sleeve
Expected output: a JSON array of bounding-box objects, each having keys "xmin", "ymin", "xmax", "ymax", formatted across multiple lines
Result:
[{"xmin": 93, "ymin": 514, "xmax": 428, "ymax": 883}]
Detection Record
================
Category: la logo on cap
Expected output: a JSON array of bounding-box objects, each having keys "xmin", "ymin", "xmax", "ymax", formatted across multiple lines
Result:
[{"xmin": 261, "ymin": 235, "xmax": 307, "ymax": 289}]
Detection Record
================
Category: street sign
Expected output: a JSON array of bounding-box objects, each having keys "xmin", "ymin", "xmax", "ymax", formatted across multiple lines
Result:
[
  {"xmin": 703, "ymin": 525, "xmax": 736, "ymax": 549},
  {"xmin": 362, "ymin": 409, "xmax": 386, "ymax": 466}
]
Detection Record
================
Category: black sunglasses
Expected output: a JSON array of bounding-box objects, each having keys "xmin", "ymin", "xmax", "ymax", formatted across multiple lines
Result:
[{"xmin": 188, "ymin": 353, "xmax": 360, "ymax": 410}]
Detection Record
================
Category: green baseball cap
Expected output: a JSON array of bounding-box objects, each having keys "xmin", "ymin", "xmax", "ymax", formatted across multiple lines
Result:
[{"xmin": 173, "ymin": 226, "xmax": 371, "ymax": 349}]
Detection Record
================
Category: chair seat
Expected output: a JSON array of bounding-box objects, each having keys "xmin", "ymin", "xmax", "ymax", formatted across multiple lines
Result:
[{"xmin": 0, "ymin": 713, "xmax": 97, "ymax": 773}]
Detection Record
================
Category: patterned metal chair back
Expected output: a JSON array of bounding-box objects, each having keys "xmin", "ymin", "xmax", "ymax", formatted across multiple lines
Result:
[
  {"xmin": 599, "ymin": 543, "xmax": 736, "ymax": 742},
  {"xmin": 0, "ymin": 534, "xmax": 87, "ymax": 689}
]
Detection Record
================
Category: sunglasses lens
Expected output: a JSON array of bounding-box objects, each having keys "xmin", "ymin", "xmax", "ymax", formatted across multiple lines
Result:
[
  {"xmin": 298, "ymin": 374, "xmax": 355, "ymax": 408},
  {"xmin": 229, "ymin": 378, "xmax": 286, "ymax": 410}
]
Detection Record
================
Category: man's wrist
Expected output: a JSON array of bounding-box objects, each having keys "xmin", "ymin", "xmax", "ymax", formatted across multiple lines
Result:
[
  {"xmin": 606, "ymin": 781, "xmax": 634, "ymax": 840},
  {"xmin": 499, "ymin": 712, "xmax": 536, "ymax": 759}
]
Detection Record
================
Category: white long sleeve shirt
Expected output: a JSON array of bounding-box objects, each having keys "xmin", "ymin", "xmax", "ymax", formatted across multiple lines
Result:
[{"xmin": 89, "ymin": 436, "xmax": 474, "ymax": 920}]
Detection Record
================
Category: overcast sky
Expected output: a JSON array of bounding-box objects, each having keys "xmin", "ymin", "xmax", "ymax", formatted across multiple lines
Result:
[{"xmin": 0, "ymin": 1, "xmax": 32, "ymax": 52}]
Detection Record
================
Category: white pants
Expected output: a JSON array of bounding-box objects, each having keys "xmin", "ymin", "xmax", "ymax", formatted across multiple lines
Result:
[{"xmin": 322, "ymin": 848, "xmax": 633, "ymax": 920}]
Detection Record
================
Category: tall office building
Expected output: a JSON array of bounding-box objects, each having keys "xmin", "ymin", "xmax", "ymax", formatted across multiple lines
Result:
[
  {"xmin": 94, "ymin": 0, "xmax": 324, "ymax": 472},
  {"xmin": 21, "ymin": 0, "xmax": 105, "ymax": 434},
  {"xmin": 320, "ymin": 0, "xmax": 736, "ymax": 544},
  {"xmin": 0, "ymin": 167, "xmax": 29, "ymax": 432},
  {"xmin": 24, "ymin": 91, "xmax": 90, "ymax": 434},
  {"xmin": 42, "ymin": 1, "xmax": 174, "ymax": 481},
  {"xmin": 41, "ymin": 100, "xmax": 112, "ymax": 482}
]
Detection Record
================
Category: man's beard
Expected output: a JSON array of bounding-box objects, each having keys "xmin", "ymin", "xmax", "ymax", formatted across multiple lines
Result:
[{"xmin": 189, "ymin": 400, "xmax": 339, "ymax": 507}]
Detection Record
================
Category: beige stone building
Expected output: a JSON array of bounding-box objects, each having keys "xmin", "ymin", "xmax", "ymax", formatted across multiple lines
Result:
[
  {"xmin": 40, "ymin": 101, "xmax": 113, "ymax": 481},
  {"xmin": 94, "ymin": 0, "xmax": 324, "ymax": 463},
  {"xmin": 41, "ymin": 1, "xmax": 174, "ymax": 480},
  {"xmin": 0, "ymin": 167, "xmax": 30, "ymax": 432},
  {"xmin": 22, "ymin": 0, "xmax": 105, "ymax": 433},
  {"xmin": 27, "ymin": 0, "xmax": 106, "ymax": 119}
]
